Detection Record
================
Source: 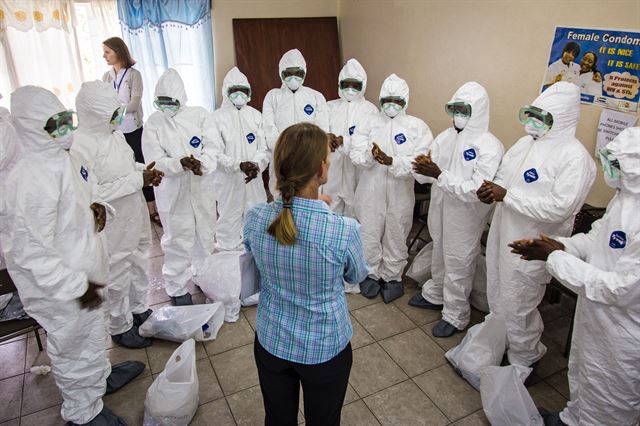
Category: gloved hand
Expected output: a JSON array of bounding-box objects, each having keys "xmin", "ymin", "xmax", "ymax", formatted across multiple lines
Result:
[
  {"xmin": 143, "ymin": 161, "xmax": 164, "ymax": 187},
  {"xmin": 79, "ymin": 281, "xmax": 105, "ymax": 310},
  {"xmin": 412, "ymin": 151, "xmax": 441, "ymax": 178},
  {"xmin": 328, "ymin": 133, "xmax": 344, "ymax": 152},
  {"xmin": 476, "ymin": 180, "xmax": 507, "ymax": 204},
  {"xmin": 240, "ymin": 161, "xmax": 259, "ymax": 183},
  {"xmin": 509, "ymin": 234, "xmax": 565, "ymax": 261},
  {"xmin": 90, "ymin": 202, "xmax": 107, "ymax": 232},
  {"xmin": 372, "ymin": 142, "xmax": 392, "ymax": 165},
  {"xmin": 180, "ymin": 155, "xmax": 203, "ymax": 176}
]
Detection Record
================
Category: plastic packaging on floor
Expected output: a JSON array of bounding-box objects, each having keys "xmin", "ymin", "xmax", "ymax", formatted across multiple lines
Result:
[
  {"xmin": 480, "ymin": 365, "xmax": 543, "ymax": 426},
  {"xmin": 139, "ymin": 303, "xmax": 225, "ymax": 342},
  {"xmin": 445, "ymin": 313, "xmax": 507, "ymax": 390},
  {"xmin": 144, "ymin": 339, "xmax": 199, "ymax": 426},
  {"xmin": 406, "ymin": 241, "xmax": 433, "ymax": 284},
  {"xmin": 194, "ymin": 251, "xmax": 242, "ymax": 322},
  {"xmin": 470, "ymin": 254, "xmax": 489, "ymax": 313}
]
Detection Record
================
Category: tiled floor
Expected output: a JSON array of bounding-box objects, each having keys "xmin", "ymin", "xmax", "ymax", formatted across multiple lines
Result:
[{"xmin": 0, "ymin": 224, "xmax": 574, "ymax": 426}]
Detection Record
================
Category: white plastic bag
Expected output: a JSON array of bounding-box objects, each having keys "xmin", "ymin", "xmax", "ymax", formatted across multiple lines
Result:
[
  {"xmin": 144, "ymin": 339, "xmax": 199, "ymax": 426},
  {"xmin": 470, "ymin": 254, "xmax": 490, "ymax": 313},
  {"xmin": 480, "ymin": 365, "xmax": 543, "ymax": 426},
  {"xmin": 139, "ymin": 304, "xmax": 225, "ymax": 342},
  {"xmin": 406, "ymin": 242, "xmax": 433, "ymax": 284},
  {"xmin": 445, "ymin": 313, "xmax": 507, "ymax": 390},
  {"xmin": 194, "ymin": 251, "xmax": 242, "ymax": 322}
]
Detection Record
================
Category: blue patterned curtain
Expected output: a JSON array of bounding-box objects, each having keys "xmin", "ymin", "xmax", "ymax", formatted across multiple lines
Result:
[{"xmin": 117, "ymin": 0, "xmax": 215, "ymax": 113}]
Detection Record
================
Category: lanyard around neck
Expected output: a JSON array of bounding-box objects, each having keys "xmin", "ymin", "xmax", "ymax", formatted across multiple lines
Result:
[{"xmin": 113, "ymin": 68, "xmax": 129, "ymax": 93}]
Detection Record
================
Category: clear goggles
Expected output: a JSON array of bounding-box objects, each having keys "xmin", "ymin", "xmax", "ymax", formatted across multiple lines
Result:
[
  {"xmin": 44, "ymin": 110, "xmax": 78, "ymax": 138},
  {"xmin": 598, "ymin": 148, "xmax": 622, "ymax": 179},
  {"xmin": 380, "ymin": 96, "xmax": 406, "ymax": 109},
  {"xmin": 445, "ymin": 101, "xmax": 472, "ymax": 118},
  {"xmin": 110, "ymin": 105, "xmax": 128, "ymax": 127},
  {"xmin": 339, "ymin": 79, "xmax": 363, "ymax": 92},
  {"xmin": 281, "ymin": 67, "xmax": 305, "ymax": 80},
  {"xmin": 227, "ymin": 85, "xmax": 251, "ymax": 98},
  {"xmin": 518, "ymin": 105, "xmax": 554, "ymax": 129},
  {"xmin": 153, "ymin": 96, "xmax": 180, "ymax": 111}
]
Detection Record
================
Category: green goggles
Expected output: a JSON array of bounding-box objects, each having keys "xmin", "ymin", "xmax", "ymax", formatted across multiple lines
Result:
[
  {"xmin": 281, "ymin": 67, "xmax": 305, "ymax": 80},
  {"xmin": 445, "ymin": 101, "xmax": 472, "ymax": 118},
  {"xmin": 598, "ymin": 148, "xmax": 622, "ymax": 179},
  {"xmin": 153, "ymin": 96, "xmax": 180, "ymax": 111},
  {"xmin": 518, "ymin": 105, "xmax": 554, "ymax": 129},
  {"xmin": 339, "ymin": 79, "xmax": 363, "ymax": 92},
  {"xmin": 44, "ymin": 110, "xmax": 78, "ymax": 138},
  {"xmin": 380, "ymin": 96, "xmax": 406, "ymax": 108},
  {"xmin": 227, "ymin": 85, "xmax": 251, "ymax": 97},
  {"xmin": 110, "ymin": 105, "xmax": 128, "ymax": 127}
]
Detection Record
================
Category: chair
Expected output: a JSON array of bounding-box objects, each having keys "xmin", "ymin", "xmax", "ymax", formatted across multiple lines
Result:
[{"xmin": 0, "ymin": 269, "xmax": 43, "ymax": 350}]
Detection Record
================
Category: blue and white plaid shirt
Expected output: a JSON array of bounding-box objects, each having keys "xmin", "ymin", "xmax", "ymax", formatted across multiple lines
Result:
[{"xmin": 243, "ymin": 197, "xmax": 369, "ymax": 364}]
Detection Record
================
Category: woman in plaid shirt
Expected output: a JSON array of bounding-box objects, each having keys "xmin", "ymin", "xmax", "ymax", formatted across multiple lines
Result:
[{"xmin": 243, "ymin": 123, "xmax": 369, "ymax": 426}]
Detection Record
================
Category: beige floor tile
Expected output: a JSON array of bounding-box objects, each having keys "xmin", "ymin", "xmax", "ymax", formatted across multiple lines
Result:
[
  {"xmin": 344, "ymin": 383, "xmax": 359, "ymax": 405},
  {"xmin": 536, "ymin": 342, "xmax": 568, "ymax": 379},
  {"xmin": 528, "ymin": 381, "xmax": 568, "ymax": 413},
  {"xmin": 146, "ymin": 339, "xmax": 207, "ymax": 374},
  {"xmin": 211, "ymin": 344, "xmax": 258, "ymax": 395},
  {"xmin": 452, "ymin": 410, "xmax": 490, "ymax": 426},
  {"xmin": 203, "ymin": 314, "xmax": 254, "ymax": 356},
  {"xmin": 146, "ymin": 275, "xmax": 170, "ymax": 306},
  {"xmin": 341, "ymin": 400, "xmax": 380, "ymax": 426},
  {"xmin": 25, "ymin": 335, "xmax": 49, "ymax": 373},
  {"xmin": 346, "ymin": 292, "xmax": 382, "ymax": 311},
  {"xmin": 364, "ymin": 380, "xmax": 448, "ymax": 426},
  {"xmin": 349, "ymin": 343, "xmax": 407, "ymax": 397},
  {"xmin": 190, "ymin": 398, "xmax": 235, "ymax": 426},
  {"xmin": 352, "ymin": 303, "xmax": 415, "ymax": 341},
  {"xmin": 19, "ymin": 405, "xmax": 63, "ymax": 426},
  {"xmin": 350, "ymin": 315, "xmax": 375, "ymax": 350},
  {"xmin": 21, "ymin": 371, "xmax": 62, "ymax": 416},
  {"xmin": 0, "ymin": 419, "xmax": 20, "ymax": 426},
  {"xmin": 148, "ymin": 240, "xmax": 164, "ymax": 258},
  {"xmin": 148, "ymin": 255, "xmax": 164, "ymax": 278},
  {"xmin": 379, "ymin": 328, "xmax": 446, "ymax": 378},
  {"xmin": 392, "ymin": 292, "xmax": 443, "ymax": 326},
  {"xmin": 106, "ymin": 345, "xmax": 150, "ymax": 381},
  {"xmin": 226, "ymin": 385, "xmax": 265, "ymax": 425},
  {"xmin": 0, "ymin": 339, "xmax": 26, "ymax": 380},
  {"xmin": 545, "ymin": 369, "xmax": 570, "ymax": 399},
  {"xmin": 196, "ymin": 358, "xmax": 224, "ymax": 405},
  {"xmin": 243, "ymin": 306, "xmax": 257, "ymax": 331},
  {"xmin": 0, "ymin": 375, "xmax": 23, "ymax": 422},
  {"xmin": 422, "ymin": 321, "xmax": 466, "ymax": 352},
  {"xmin": 104, "ymin": 376, "xmax": 153, "ymax": 425},
  {"xmin": 413, "ymin": 365, "xmax": 482, "ymax": 422}
]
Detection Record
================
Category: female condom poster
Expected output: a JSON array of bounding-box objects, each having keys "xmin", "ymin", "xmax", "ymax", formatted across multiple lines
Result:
[{"xmin": 541, "ymin": 27, "xmax": 640, "ymax": 113}]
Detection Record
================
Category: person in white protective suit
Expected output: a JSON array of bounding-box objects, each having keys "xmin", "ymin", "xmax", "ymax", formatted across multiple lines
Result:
[
  {"xmin": 263, "ymin": 48, "xmax": 330, "ymax": 198},
  {"xmin": 408, "ymin": 82, "xmax": 504, "ymax": 337},
  {"xmin": 142, "ymin": 69, "xmax": 221, "ymax": 306},
  {"xmin": 321, "ymin": 58, "xmax": 379, "ymax": 217},
  {"xmin": 0, "ymin": 92, "xmax": 18, "ymax": 269},
  {"xmin": 0, "ymin": 86, "xmax": 143, "ymax": 425},
  {"xmin": 210, "ymin": 67, "xmax": 269, "ymax": 251},
  {"xmin": 509, "ymin": 126, "xmax": 640, "ymax": 426},
  {"xmin": 476, "ymin": 82, "xmax": 596, "ymax": 367},
  {"xmin": 351, "ymin": 74, "xmax": 433, "ymax": 303},
  {"xmin": 73, "ymin": 81, "xmax": 164, "ymax": 348}
]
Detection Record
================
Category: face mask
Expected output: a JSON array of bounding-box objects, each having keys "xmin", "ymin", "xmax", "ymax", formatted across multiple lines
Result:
[
  {"xmin": 229, "ymin": 91, "xmax": 249, "ymax": 107},
  {"xmin": 523, "ymin": 118, "xmax": 549, "ymax": 139},
  {"xmin": 382, "ymin": 102, "xmax": 402, "ymax": 118},
  {"xmin": 54, "ymin": 133, "xmax": 74, "ymax": 151},
  {"xmin": 284, "ymin": 76, "xmax": 303, "ymax": 91},
  {"xmin": 453, "ymin": 115, "xmax": 470, "ymax": 130},
  {"xmin": 341, "ymin": 88, "xmax": 360, "ymax": 102}
]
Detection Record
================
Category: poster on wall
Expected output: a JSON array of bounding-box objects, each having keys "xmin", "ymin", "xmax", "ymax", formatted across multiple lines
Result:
[{"xmin": 541, "ymin": 27, "xmax": 640, "ymax": 113}]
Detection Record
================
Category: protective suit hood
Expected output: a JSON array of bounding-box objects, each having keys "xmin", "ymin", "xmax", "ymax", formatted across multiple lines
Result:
[
  {"xmin": 379, "ymin": 74, "xmax": 410, "ymax": 113},
  {"xmin": 450, "ymin": 81, "xmax": 490, "ymax": 135},
  {"xmin": 606, "ymin": 126, "xmax": 640, "ymax": 194},
  {"xmin": 10, "ymin": 85, "xmax": 66, "ymax": 154},
  {"xmin": 221, "ymin": 66, "xmax": 251, "ymax": 108},
  {"xmin": 76, "ymin": 81, "xmax": 120, "ymax": 135},
  {"xmin": 279, "ymin": 48, "xmax": 307, "ymax": 78},
  {"xmin": 338, "ymin": 58, "xmax": 368, "ymax": 101},
  {"xmin": 154, "ymin": 68, "xmax": 188, "ymax": 106},
  {"xmin": 531, "ymin": 81, "xmax": 580, "ymax": 139}
]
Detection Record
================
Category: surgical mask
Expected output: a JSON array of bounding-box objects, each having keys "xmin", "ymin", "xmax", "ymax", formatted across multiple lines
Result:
[
  {"xmin": 340, "ymin": 88, "xmax": 359, "ymax": 102},
  {"xmin": 599, "ymin": 148, "xmax": 622, "ymax": 188},
  {"xmin": 284, "ymin": 76, "xmax": 303, "ymax": 91},
  {"xmin": 229, "ymin": 91, "xmax": 249, "ymax": 107},
  {"xmin": 523, "ymin": 118, "xmax": 550, "ymax": 139},
  {"xmin": 382, "ymin": 102, "xmax": 402, "ymax": 118},
  {"xmin": 453, "ymin": 115, "xmax": 470, "ymax": 130},
  {"xmin": 55, "ymin": 133, "xmax": 74, "ymax": 151}
]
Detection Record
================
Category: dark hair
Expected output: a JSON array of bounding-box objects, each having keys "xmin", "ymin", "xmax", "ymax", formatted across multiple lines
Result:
[
  {"xmin": 582, "ymin": 51, "xmax": 599, "ymax": 74},
  {"xmin": 562, "ymin": 41, "xmax": 581, "ymax": 58},
  {"xmin": 267, "ymin": 123, "xmax": 329, "ymax": 245},
  {"xmin": 103, "ymin": 37, "xmax": 136, "ymax": 68}
]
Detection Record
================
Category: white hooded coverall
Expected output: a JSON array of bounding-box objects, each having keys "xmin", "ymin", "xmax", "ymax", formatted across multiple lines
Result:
[
  {"xmin": 351, "ymin": 74, "xmax": 433, "ymax": 282},
  {"xmin": 322, "ymin": 58, "xmax": 379, "ymax": 217},
  {"xmin": 485, "ymin": 82, "xmax": 596, "ymax": 366},
  {"xmin": 549, "ymin": 127, "xmax": 640, "ymax": 426},
  {"xmin": 142, "ymin": 69, "xmax": 221, "ymax": 297},
  {"xmin": 262, "ymin": 48, "xmax": 330, "ymax": 195},
  {"xmin": 210, "ymin": 67, "xmax": 269, "ymax": 251},
  {"xmin": 0, "ymin": 86, "xmax": 110, "ymax": 423},
  {"xmin": 419, "ymin": 82, "xmax": 504, "ymax": 330},
  {"xmin": 73, "ymin": 81, "xmax": 151, "ymax": 335}
]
